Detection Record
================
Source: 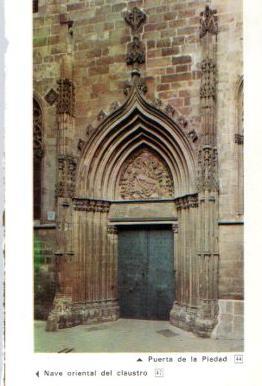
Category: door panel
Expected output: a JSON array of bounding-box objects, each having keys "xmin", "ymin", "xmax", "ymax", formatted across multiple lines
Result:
[
  {"xmin": 147, "ymin": 229, "xmax": 174, "ymax": 319},
  {"xmin": 118, "ymin": 226, "xmax": 174, "ymax": 320},
  {"xmin": 118, "ymin": 229, "xmax": 148, "ymax": 318}
]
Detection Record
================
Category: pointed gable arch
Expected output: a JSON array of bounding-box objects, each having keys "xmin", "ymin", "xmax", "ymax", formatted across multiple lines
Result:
[{"xmin": 76, "ymin": 82, "xmax": 197, "ymax": 200}]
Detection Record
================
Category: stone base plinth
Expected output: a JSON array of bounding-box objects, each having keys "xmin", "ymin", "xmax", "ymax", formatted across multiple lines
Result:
[
  {"xmin": 211, "ymin": 299, "xmax": 244, "ymax": 340},
  {"xmin": 170, "ymin": 302, "xmax": 219, "ymax": 338},
  {"xmin": 46, "ymin": 298, "xmax": 119, "ymax": 331},
  {"xmin": 170, "ymin": 303, "xmax": 198, "ymax": 332}
]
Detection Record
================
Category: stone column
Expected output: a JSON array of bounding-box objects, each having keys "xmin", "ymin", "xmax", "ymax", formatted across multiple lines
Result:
[
  {"xmin": 170, "ymin": 194, "xmax": 198, "ymax": 331},
  {"xmin": 194, "ymin": 6, "xmax": 219, "ymax": 337},
  {"xmin": 46, "ymin": 53, "xmax": 77, "ymax": 331}
]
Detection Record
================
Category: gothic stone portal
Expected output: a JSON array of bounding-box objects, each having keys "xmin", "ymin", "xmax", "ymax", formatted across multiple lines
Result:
[{"xmin": 118, "ymin": 225, "xmax": 175, "ymax": 320}]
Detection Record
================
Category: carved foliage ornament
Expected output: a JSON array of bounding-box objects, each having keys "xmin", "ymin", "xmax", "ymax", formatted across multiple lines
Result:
[
  {"xmin": 200, "ymin": 58, "xmax": 216, "ymax": 99},
  {"xmin": 57, "ymin": 79, "xmax": 75, "ymax": 116},
  {"xmin": 119, "ymin": 149, "xmax": 174, "ymax": 200},
  {"xmin": 124, "ymin": 7, "xmax": 146, "ymax": 34},
  {"xmin": 56, "ymin": 155, "xmax": 77, "ymax": 198},
  {"xmin": 199, "ymin": 5, "xmax": 218, "ymax": 38},
  {"xmin": 126, "ymin": 36, "xmax": 145, "ymax": 66},
  {"xmin": 73, "ymin": 199, "xmax": 110, "ymax": 212},
  {"xmin": 175, "ymin": 194, "xmax": 198, "ymax": 210},
  {"xmin": 197, "ymin": 147, "xmax": 218, "ymax": 192},
  {"xmin": 124, "ymin": 76, "xmax": 147, "ymax": 96},
  {"xmin": 33, "ymin": 99, "xmax": 44, "ymax": 159}
]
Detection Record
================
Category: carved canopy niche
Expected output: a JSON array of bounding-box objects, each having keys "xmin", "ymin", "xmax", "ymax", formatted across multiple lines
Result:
[{"xmin": 119, "ymin": 148, "xmax": 174, "ymax": 200}]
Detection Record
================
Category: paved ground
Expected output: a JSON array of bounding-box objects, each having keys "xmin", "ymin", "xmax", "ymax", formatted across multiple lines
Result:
[{"xmin": 35, "ymin": 319, "xmax": 243, "ymax": 353}]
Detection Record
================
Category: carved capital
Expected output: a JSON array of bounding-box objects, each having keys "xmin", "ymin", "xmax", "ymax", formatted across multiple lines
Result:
[
  {"xmin": 107, "ymin": 225, "xmax": 118, "ymax": 235},
  {"xmin": 124, "ymin": 7, "xmax": 146, "ymax": 34},
  {"xmin": 73, "ymin": 198, "xmax": 110, "ymax": 213},
  {"xmin": 175, "ymin": 194, "xmax": 198, "ymax": 210},
  {"xmin": 199, "ymin": 6, "xmax": 218, "ymax": 39}
]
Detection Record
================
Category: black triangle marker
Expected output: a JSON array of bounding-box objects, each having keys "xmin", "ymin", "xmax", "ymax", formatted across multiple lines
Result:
[
  {"xmin": 36, "ymin": 371, "xmax": 39, "ymax": 378},
  {"xmin": 137, "ymin": 358, "xmax": 143, "ymax": 362}
]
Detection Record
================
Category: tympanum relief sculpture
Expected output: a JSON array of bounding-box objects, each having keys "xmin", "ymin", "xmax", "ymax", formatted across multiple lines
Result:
[{"xmin": 119, "ymin": 149, "xmax": 174, "ymax": 200}]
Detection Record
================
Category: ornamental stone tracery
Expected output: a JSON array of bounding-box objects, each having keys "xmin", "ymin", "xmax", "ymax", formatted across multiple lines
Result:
[{"xmin": 119, "ymin": 149, "xmax": 174, "ymax": 200}]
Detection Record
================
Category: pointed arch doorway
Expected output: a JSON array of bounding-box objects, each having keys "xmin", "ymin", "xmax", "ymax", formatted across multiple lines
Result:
[{"xmin": 50, "ymin": 79, "xmax": 199, "ymax": 332}]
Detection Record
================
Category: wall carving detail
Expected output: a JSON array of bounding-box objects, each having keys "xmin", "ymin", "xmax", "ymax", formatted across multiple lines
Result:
[
  {"xmin": 57, "ymin": 79, "xmax": 75, "ymax": 116},
  {"xmin": 33, "ymin": 99, "xmax": 44, "ymax": 159},
  {"xmin": 197, "ymin": 146, "xmax": 218, "ymax": 192},
  {"xmin": 124, "ymin": 75, "xmax": 147, "ymax": 95},
  {"xmin": 56, "ymin": 155, "xmax": 77, "ymax": 198},
  {"xmin": 73, "ymin": 198, "xmax": 110, "ymax": 212},
  {"xmin": 119, "ymin": 149, "xmax": 174, "ymax": 200},
  {"xmin": 124, "ymin": 7, "xmax": 146, "ymax": 34},
  {"xmin": 199, "ymin": 5, "xmax": 218, "ymax": 39},
  {"xmin": 126, "ymin": 36, "xmax": 145, "ymax": 66},
  {"xmin": 200, "ymin": 58, "xmax": 216, "ymax": 100},
  {"xmin": 175, "ymin": 194, "xmax": 198, "ymax": 210}
]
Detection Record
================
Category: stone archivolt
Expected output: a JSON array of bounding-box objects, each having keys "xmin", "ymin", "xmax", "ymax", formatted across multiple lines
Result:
[
  {"xmin": 75, "ymin": 79, "xmax": 196, "ymax": 199},
  {"xmin": 119, "ymin": 148, "xmax": 174, "ymax": 200}
]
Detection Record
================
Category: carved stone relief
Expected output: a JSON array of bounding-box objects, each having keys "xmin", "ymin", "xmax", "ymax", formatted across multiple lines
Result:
[
  {"xmin": 119, "ymin": 149, "xmax": 174, "ymax": 200},
  {"xmin": 33, "ymin": 99, "xmax": 44, "ymax": 159},
  {"xmin": 73, "ymin": 198, "xmax": 110, "ymax": 212},
  {"xmin": 199, "ymin": 5, "xmax": 218, "ymax": 39},
  {"xmin": 200, "ymin": 58, "xmax": 216, "ymax": 100},
  {"xmin": 124, "ymin": 7, "xmax": 146, "ymax": 34},
  {"xmin": 56, "ymin": 155, "xmax": 77, "ymax": 198},
  {"xmin": 197, "ymin": 146, "xmax": 218, "ymax": 192},
  {"xmin": 126, "ymin": 36, "xmax": 145, "ymax": 66},
  {"xmin": 57, "ymin": 79, "xmax": 75, "ymax": 116}
]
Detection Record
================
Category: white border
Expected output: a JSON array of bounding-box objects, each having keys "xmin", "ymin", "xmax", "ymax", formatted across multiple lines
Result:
[{"xmin": 4, "ymin": 0, "xmax": 262, "ymax": 385}]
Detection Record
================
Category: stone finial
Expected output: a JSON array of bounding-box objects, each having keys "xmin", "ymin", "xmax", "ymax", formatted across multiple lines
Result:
[
  {"xmin": 124, "ymin": 7, "xmax": 146, "ymax": 34},
  {"xmin": 200, "ymin": 5, "xmax": 218, "ymax": 38},
  {"xmin": 126, "ymin": 36, "xmax": 145, "ymax": 66}
]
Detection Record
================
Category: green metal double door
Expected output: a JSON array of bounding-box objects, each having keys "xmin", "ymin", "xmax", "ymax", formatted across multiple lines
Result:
[{"xmin": 118, "ymin": 225, "xmax": 175, "ymax": 320}]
